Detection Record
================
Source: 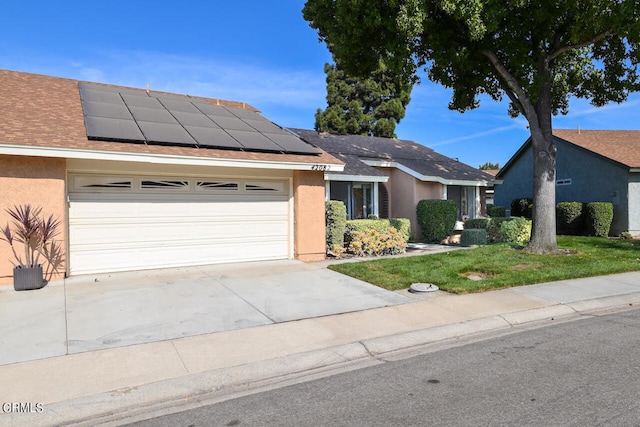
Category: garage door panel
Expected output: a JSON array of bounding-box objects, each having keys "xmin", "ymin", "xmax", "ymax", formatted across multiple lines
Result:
[{"xmin": 68, "ymin": 177, "xmax": 291, "ymax": 275}]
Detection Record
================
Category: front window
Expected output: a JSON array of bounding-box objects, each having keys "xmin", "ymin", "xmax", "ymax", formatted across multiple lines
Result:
[{"xmin": 329, "ymin": 181, "xmax": 375, "ymax": 219}]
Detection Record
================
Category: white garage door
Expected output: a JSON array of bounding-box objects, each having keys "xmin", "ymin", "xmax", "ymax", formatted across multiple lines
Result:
[{"xmin": 68, "ymin": 174, "xmax": 291, "ymax": 275}]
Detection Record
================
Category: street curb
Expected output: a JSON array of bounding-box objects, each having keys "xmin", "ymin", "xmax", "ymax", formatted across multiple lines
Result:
[
  {"xmin": 4, "ymin": 293, "xmax": 640, "ymax": 427},
  {"xmin": 10, "ymin": 299, "xmax": 627, "ymax": 427}
]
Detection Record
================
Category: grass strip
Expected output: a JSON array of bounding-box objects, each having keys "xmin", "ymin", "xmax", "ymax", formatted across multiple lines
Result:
[{"xmin": 328, "ymin": 236, "xmax": 640, "ymax": 294}]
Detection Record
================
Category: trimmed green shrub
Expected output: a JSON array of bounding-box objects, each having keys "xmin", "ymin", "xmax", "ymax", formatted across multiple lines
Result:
[
  {"xmin": 325, "ymin": 201, "xmax": 346, "ymax": 252},
  {"xmin": 585, "ymin": 202, "xmax": 614, "ymax": 237},
  {"xmin": 556, "ymin": 202, "xmax": 585, "ymax": 235},
  {"xmin": 488, "ymin": 205, "xmax": 507, "ymax": 217},
  {"xmin": 389, "ymin": 218, "xmax": 411, "ymax": 243},
  {"xmin": 416, "ymin": 199, "xmax": 458, "ymax": 243},
  {"xmin": 500, "ymin": 217, "xmax": 532, "ymax": 243},
  {"xmin": 464, "ymin": 218, "xmax": 490, "ymax": 229},
  {"xmin": 511, "ymin": 198, "xmax": 533, "ymax": 219},
  {"xmin": 487, "ymin": 217, "xmax": 511, "ymax": 242},
  {"xmin": 347, "ymin": 226, "xmax": 406, "ymax": 256},
  {"xmin": 461, "ymin": 229, "xmax": 488, "ymax": 246}
]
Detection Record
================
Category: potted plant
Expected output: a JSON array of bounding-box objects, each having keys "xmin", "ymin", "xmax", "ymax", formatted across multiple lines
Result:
[{"xmin": 0, "ymin": 204, "xmax": 64, "ymax": 291}]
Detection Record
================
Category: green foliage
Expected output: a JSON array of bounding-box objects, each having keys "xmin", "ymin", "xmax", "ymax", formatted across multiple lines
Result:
[
  {"xmin": 347, "ymin": 226, "xmax": 406, "ymax": 256},
  {"xmin": 325, "ymin": 201, "xmax": 346, "ymax": 252},
  {"xmin": 556, "ymin": 202, "xmax": 585, "ymax": 235},
  {"xmin": 389, "ymin": 218, "xmax": 411, "ymax": 243},
  {"xmin": 510, "ymin": 198, "xmax": 533, "ymax": 219},
  {"xmin": 314, "ymin": 63, "xmax": 412, "ymax": 138},
  {"xmin": 328, "ymin": 236, "xmax": 640, "ymax": 294},
  {"xmin": 585, "ymin": 202, "xmax": 614, "ymax": 237},
  {"xmin": 345, "ymin": 219, "xmax": 391, "ymax": 243},
  {"xmin": 500, "ymin": 217, "xmax": 532, "ymax": 244},
  {"xmin": 464, "ymin": 218, "xmax": 490, "ymax": 229},
  {"xmin": 416, "ymin": 199, "xmax": 458, "ymax": 243},
  {"xmin": 487, "ymin": 217, "xmax": 512, "ymax": 243},
  {"xmin": 488, "ymin": 206, "xmax": 507, "ymax": 218},
  {"xmin": 479, "ymin": 162, "xmax": 499, "ymax": 170},
  {"xmin": 303, "ymin": 0, "xmax": 640, "ymax": 253},
  {"xmin": 460, "ymin": 229, "xmax": 488, "ymax": 246}
]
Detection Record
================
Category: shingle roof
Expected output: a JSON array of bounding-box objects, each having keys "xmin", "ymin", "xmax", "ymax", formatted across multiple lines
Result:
[
  {"xmin": 290, "ymin": 128, "xmax": 493, "ymax": 182},
  {"xmin": 0, "ymin": 69, "xmax": 342, "ymax": 166},
  {"xmin": 553, "ymin": 129, "xmax": 640, "ymax": 168}
]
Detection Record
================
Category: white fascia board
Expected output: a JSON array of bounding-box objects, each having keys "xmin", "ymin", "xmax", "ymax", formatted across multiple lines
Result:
[
  {"xmin": 0, "ymin": 144, "xmax": 345, "ymax": 172},
  {"xmin": 631, "ymin": 168, "xmax": 640, "ymax": 173},
  {"xmin": 325, "ymin": 173, "xmax": 388, "ymax": 182},
  {"xmin": 362, "ymin": 159, "xmax": 488, "ymax": 186}
]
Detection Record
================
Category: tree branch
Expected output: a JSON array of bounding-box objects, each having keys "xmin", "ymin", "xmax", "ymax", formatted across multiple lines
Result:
[
  {"xmin": 481, "ymin": 49, "xmax": 538, "ymax": 123},
  {"xmin": 547, "ymin": 30, "xmax": 613, "ymax": 63}
]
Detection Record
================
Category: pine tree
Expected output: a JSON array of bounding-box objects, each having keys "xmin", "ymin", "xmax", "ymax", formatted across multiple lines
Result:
[{"xmin": 314, "ymin": 63, "xmax": 412, "ymax": 138}]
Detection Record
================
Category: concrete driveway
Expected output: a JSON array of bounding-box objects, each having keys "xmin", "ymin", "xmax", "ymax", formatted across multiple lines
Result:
[{"xmin": 0, "ymin": 260, "xmax": 411, "ymax": 366}]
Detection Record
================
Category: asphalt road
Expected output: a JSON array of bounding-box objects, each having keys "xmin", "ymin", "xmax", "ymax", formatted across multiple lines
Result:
[{"xmin": 127, "ymin": 308, "xmax": 640, "ymax": 426}]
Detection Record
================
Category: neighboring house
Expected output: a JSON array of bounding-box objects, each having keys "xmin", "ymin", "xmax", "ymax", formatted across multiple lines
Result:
[
  {"xmin": 290, "ymin": 129, "xmax": 494, "ymax": 238},
  {"xmin": 494, "ymin": 129, "xmax": 640, "ymax": 236},
  {"xmin": 481, "ymin": 169, "xmax": 500, "ymax": 206},
  {"xmin": 0, "ymin": 69, "xmax": 344, "ymax": 284}
]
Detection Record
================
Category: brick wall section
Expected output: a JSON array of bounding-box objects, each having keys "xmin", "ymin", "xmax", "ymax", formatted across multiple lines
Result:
[
  {"xmin": 293, "ymin": 170, "xmax": 326, "ymax": 262},
  {"xmin": 0, "ymin": 155, "xmax": 67, "ymax": 285}
]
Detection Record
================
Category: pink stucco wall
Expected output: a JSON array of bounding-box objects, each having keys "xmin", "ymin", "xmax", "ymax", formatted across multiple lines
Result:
[
  {"xmin": 377, "ymin": 167, "xmax": 444, "ymax": 239},
  {"xmin": 0, "ymin": 155, "xmax": 67, "ymax": 285},
  {"xmin": 293, "ymin": 170, "xmax": 326, "ymax": 262}
]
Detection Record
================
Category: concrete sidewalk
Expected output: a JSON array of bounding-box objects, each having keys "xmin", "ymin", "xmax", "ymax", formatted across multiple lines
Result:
[{"xmin": 1, "ymin": 268, "xmax": 640, "ymax": 426}]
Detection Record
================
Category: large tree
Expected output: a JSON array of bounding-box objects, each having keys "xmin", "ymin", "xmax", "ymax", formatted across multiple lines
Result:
[
  {"xmin": 315, "ymin": 62, "xmax": 412, "ymax": 138},
  {"xmin": 303, "ymin": 0, "xmax": 640, "ymax": 253}
]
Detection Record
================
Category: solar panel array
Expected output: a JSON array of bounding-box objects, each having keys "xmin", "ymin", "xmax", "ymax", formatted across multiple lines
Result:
[{"xmin": 78, "ymin": 83, "xmax": 319, "ymax": 155}]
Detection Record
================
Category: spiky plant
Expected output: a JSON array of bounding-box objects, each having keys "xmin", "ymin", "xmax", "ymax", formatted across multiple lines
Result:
[{"xmin": 0, "ymin": 204, "xmax": 64, "ymax": 281}]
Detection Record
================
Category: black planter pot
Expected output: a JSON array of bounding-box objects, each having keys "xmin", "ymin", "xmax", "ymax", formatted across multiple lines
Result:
[{"xmin": 13, "ymin": 265, "xmax": 45, "ymax": 291}]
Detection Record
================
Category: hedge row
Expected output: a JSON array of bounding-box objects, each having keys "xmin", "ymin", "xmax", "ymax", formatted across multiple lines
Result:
[
  {"xmin": 489, "ymin": 199, "xmax": 615, "ymax": 237},
  {"xmin": 557, "ymin": 201, "xmax": 614, "ymax": 237},
  {"xmin": 464, "ymin": 216, "xmax": 532, "ymax": 244}
]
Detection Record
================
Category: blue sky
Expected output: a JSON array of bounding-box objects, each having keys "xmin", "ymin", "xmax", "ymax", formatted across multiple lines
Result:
[{"xmin": 2, "ymin": 1, "xmax": 639, "ymax": 168}]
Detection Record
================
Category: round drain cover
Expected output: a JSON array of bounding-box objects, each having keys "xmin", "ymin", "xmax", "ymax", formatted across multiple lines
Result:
[{"xmin": 409, "ymin": 283, "xmax": 439, "ymax": 293}]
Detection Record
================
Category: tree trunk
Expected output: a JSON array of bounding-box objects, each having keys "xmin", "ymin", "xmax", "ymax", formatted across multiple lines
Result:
[
  {"xmin": 525, "ymin": 82, "xmax": 558, "ymax": 254},
  {"xmin": 526, "ymin": 132, "xmax": 558, "ymax": 253}
]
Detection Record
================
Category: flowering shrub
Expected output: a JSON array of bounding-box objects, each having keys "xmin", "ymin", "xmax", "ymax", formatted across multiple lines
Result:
[{"xmin": 347, "ymin": 226, "xmax": 406, "ymax": 256}]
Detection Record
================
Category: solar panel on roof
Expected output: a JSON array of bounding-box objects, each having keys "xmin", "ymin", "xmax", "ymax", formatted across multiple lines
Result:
[
  {"xmin": 159, "ymin": 99, "xmax": 201, "ymax": 114},
  {"xmin": 227, "ymin": 108, "xmax": 262, "ymax": 120},
  {"xmin": 84, "ymin": 116, "xmax": 145, "ymax": 142},
  {"xmin": 78, "ymin": 82, "xmax": 320, "ymax": 156},
  {"xmin": 121, "ymin": 94, "xmax": 163, "ymax": 109},
  {"xmin": 82, "ymin": 100, "xmax": 133, "ymax": 120},
  {"xmin": 194, "ymin": 103, "xmax": 237, "ymax": 118},
  {"xmin": 265, "ymin": 133, "xmax": 320, "ymax": 154},
  {"xmin": 244, "ymin": 119, "xmax": 285, "ymax": 134},
  {"xmin": 208, "ymin": 116, "xmax": 255, "ymax": 132},
  {"xmin": 137, "ymin": 121, "xmax": 197, "ymax": 146},
  {"xmin": 80, "ymin": 88, "xmax": 123, "ymax": 104},
  {"xmin": 185, "ymin": 126, "xmax": 244, "ymax": 149},
  {"xmin": 227, "ymin": 130, "xmax": 283, "ymax": 152},
  {"xmin": 172, "ymin": 111, "xmax": 219, "ymax": 127},
  {"xmin": 129, "ymin": 106, "xmax": 178, "ymax": 124}
]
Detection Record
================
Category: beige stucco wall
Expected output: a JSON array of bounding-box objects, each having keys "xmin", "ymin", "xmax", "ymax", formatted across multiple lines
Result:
[
  {"xmin": 378, "ymin": 167, "xmax": 444, "ymax": 239},
  {"xmin": 0, "ymin": 155, "xmax": 67, "ymax": 285},
  {"xmin": 293, "ymin": 170, "xmax": 326, "ymax": 262}
]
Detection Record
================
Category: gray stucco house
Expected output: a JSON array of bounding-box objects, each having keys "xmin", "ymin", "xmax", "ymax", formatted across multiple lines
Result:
[
  {"xmin": 290, "ymin": 129, "xmax": 493, "ymax": 238},
  {"xmin": 494, "ymin": 129, "xmax": 640, "ymax": 236}
]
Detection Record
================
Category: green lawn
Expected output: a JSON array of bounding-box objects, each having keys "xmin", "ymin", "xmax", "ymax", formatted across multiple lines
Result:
[{"xmin": 328, "ymin": 236, "xmax": 640, "ymax": 294}]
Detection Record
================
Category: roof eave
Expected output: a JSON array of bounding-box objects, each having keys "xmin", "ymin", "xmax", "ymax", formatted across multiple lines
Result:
[
  {"xmin": 325, "ymin": 173, "xmax": 389, "ymax": 182},
  {"xmin": 0, "ymin": 144, "xmax": 345, "ymax": 172}
]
